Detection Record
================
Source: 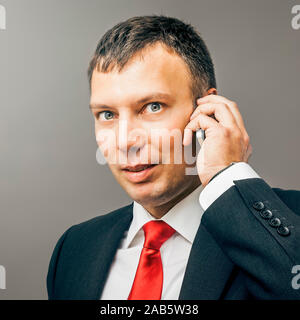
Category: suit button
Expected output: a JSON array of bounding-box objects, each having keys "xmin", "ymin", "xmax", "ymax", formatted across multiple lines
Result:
[
  {"xmin": 253, "ymin": 201, "xmax": 264, "ymax": 211},
  {"xmin": 269, "ymin": 217, "xmax": 281, "ymax": 227},
  {"xmin": 277, "ymin": 225, "xmax": 290, "ymax": 236},
  {"xmin": 260, "ymin": 209, "xmax": 273, "ymax": 219}
]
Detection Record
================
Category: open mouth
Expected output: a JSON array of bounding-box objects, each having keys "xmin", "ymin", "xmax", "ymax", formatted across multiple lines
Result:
[{"xmin": 123, "ymin": 164, "xmax": 157, "ymax": 172}]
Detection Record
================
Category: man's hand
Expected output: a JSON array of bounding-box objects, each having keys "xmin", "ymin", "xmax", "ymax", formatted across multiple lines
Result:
[{"xmin": 183, "ymin": 95, "xmax": 252, "ymax": 187}]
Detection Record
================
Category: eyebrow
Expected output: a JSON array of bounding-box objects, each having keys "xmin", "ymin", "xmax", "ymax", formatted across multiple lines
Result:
[{"xmin": 89, "ymin": 92, "xmax": 174, "ymax": 109}]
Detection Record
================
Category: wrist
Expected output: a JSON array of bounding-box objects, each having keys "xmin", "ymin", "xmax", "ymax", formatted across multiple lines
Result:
[{"xmin": 206, "ymin": 162, "xmax": 238, "ymax": 186}]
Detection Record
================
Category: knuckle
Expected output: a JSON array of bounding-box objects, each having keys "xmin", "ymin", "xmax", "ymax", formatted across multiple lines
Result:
[
  {"xmin": 236, "ymin": 132, "xmax": 243, "ymax": 141},
  {"xmin": 221, "ymin": 126, "xmax": 231, "ymax": 138},
  {"xmin": 231, "ymin": 100, "xmax": 238, "ymax": 107},
  {"xmin": 244, "ymin": 134, "xmax": 250, "ymax": 144}
]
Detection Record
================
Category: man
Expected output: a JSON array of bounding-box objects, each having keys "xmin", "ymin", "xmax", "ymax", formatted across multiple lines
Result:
[{"xmin": 47, "ymin": 15, "xmax": 300, "ymax": 300}]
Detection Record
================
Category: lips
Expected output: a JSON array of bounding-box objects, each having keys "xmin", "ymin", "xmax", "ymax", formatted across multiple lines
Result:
[
  {"xmin": 121, "ymin": 164, "xmax": 158, "ymax": 183},
  {"xmin": 122, "ymin": 164, "xmax": 156, "ymax": 172}
]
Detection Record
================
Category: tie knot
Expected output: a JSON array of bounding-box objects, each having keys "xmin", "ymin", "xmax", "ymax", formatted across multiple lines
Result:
[{"xmin": 142, "ymin": 220, "xmax": 175, "ymax": 250}]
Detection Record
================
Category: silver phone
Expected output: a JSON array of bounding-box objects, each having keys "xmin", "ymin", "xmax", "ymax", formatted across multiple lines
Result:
[{"xmin": 193, "ymin": 97, "xmax": 206, "ymax": 144}]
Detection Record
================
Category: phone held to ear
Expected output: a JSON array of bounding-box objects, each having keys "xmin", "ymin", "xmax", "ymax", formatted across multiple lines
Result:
[{"xmin": 194, "ymin": 94, "xmax": 216, "ymax": 145}]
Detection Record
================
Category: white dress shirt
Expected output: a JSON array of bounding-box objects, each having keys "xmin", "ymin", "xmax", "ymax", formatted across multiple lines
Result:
[{"xmin": 100, "ymin": 162, "xmax": 260, "ymax": 300}]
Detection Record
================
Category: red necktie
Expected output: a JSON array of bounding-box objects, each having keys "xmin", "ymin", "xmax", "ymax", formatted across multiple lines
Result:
[{"xmin": 127, "ymin": 220, "xmax": 175, "ymax": 300}]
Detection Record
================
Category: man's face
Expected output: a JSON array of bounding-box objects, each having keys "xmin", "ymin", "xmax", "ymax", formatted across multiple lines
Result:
[{"xmin": 90, "ymin": 42, "xmax": 200, "ymax": 207}]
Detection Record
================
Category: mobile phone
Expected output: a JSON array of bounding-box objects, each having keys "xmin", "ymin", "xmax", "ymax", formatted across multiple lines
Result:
[
  {"xmin": 196, "ymin": 128, "xmax": 206, "ymax": 142},
  {"xmin": 193, "ymin": 97, "xmax": 206, "ymax": 144}
]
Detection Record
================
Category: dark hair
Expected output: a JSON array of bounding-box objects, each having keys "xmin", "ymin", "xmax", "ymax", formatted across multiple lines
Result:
[{"xmin": 87, "ymin": 15, "xmax": 216, "ymax": 100}]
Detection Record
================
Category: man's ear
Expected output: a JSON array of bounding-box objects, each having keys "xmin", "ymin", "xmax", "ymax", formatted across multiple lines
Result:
[
  {"xmin": 205, "ymin": 87, "xmax": 217, "ymax": 96},
  {"xmin": 194, "ymin": 88, "xmax": 217, "ymax": 108}
]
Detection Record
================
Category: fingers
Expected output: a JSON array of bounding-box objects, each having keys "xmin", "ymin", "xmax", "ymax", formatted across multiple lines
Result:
[
  {"xmin": 191, "ymin": 95, "xmax": 250, "ymax": 145},
  {"xmin": 190, "ymin": 102, "xmax": 238, "ymax": 128},
  {"xmin": 183, "ymin": 112, "xmax": 220, "ymax": 146},
  {"xmin": 195, "ymin": 95, "xmax": 247, "ymax": 134}
]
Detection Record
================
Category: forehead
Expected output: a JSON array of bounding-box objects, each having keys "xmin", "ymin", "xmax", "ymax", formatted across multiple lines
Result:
[{"xmin": 90, "ymin": 42, "xmax": 192, "ymax": 105}]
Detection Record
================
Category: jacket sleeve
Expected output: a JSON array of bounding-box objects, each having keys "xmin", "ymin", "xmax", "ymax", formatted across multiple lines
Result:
[
  {"xmin": 46, "ymin": 227, "xmax": 72, "ymax": 300},
  {"xmin": 200, "ymin": 177, "xmax": 300, "ymax": 299}
]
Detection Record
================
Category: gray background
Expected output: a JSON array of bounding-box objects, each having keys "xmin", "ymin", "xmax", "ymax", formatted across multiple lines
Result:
[{"xmin": 0, "ymin": 0, "xmax": 299, "ymax": 299}]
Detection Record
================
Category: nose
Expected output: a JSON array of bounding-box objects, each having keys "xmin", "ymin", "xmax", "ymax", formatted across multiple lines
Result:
[{"xmin": 117, "ymin": 117, "xmax": 148, "ymax": 163}]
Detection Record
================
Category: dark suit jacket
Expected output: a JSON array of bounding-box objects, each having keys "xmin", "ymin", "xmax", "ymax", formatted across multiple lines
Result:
[{"xmin": 47, "ymin": 178, "xmax": 300, "ymax": 299}]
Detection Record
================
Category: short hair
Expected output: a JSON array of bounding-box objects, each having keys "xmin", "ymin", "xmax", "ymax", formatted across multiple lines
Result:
[{"xmin": 87, "ymin": 15, "xmax": 216, "ymax": 100}]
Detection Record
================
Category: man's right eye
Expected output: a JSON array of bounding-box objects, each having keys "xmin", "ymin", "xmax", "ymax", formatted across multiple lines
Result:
[{"xmin": 97, "ymin": 111, "xmax": 114, "ymax": 121}]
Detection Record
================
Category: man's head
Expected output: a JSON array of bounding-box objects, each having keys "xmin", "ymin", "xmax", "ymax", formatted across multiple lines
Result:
[
  {"xmin": 88, "ymin": 15, "xmax": 216, "ymax": 101},
  {"xmin": 88, "ymin": 15, "xmax": 216, "ymax": 214}
]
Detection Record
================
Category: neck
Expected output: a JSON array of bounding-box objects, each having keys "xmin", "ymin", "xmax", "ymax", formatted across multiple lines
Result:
[{"xmin": 142, "ymin": 178, "xmax": 201, "ymax": 219}]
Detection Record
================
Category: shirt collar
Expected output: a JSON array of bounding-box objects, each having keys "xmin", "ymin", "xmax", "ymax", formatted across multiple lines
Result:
[{"xmin": 123, "ymin": 184, "xmax": 205, "ymax": 248}]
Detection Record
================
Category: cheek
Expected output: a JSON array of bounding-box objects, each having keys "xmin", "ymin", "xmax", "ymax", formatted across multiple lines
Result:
[
  {"xmin": 159, "ymin": 115, "xmax": 190, "ymax": 135},
  {"xmin": 95, "ymin": 127, "xmax": 118, "ymax": 163},
  {"xmin": 148, "ymin": 122, "xmax": 186, "ymax": 165}
]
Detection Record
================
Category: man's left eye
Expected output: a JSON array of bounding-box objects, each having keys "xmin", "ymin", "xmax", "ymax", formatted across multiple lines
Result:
[{"xmin": 145, "ymin": 102, "xmax": 162, "ymax": 113}]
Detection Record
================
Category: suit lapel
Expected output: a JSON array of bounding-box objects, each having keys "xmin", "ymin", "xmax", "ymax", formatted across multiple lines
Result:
[
  {"xmin": 94, "ymin": 204, "xmax": 134, "ymax": 299},
  {"xmin": 68, "ymin": 203, "xmax": 134, "ymax": 299},
  {"xmin": 179, "ymin": 223, "xmax": 235, "ymax": 300}
]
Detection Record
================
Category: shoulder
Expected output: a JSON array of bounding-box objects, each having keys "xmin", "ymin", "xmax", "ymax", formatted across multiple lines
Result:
[
  {"xmin": 50, "ymin": 202, "xmax": 133, "ymax": 255},
  {"xmin": 68, "ymin": 202, "xmax": 134, "ymax": 235},
  {"xmin": 56, "ymin": 202, "xmax": 133, "ymax": 245},
  {"xmin": 272, "ymin": 187, "xmax": 300, "ymax": 216}
]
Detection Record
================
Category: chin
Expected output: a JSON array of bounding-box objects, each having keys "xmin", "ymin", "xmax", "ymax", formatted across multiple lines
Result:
[{"xmin": 123, "ymin": 180, "xmax": 166, "ymax": 203}]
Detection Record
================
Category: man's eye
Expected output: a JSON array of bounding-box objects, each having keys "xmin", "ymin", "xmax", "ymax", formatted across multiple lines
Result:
[
  {"xmin": 145, "ymin": 102, "xmax": 162, "ymax": 113},
  {"xmin": 98, "ymin": 111, "xmax": 114, "ymax": 121}
]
